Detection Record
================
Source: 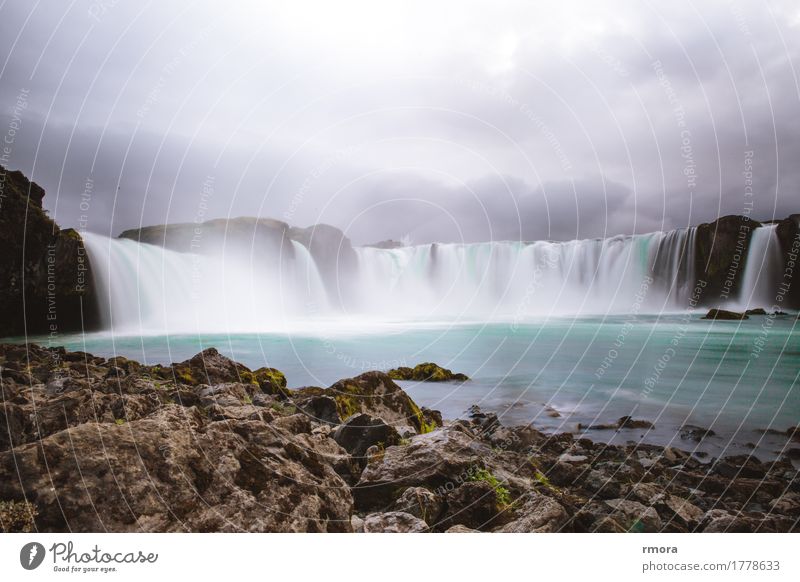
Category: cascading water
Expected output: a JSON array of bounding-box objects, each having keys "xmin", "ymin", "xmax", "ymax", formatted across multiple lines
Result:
[
  {"xmin": 83, "ymin": 227, "xmax": 701, "ymax": 333},
  {"xmin": 350, "ymin": 229, "xmax": 696, "ymax": 319},
  {"xmin": 83, "ymin": 233, "xmax": 329, "ymax": 333},
  {"xmin": 736, "ymin": 224, "xmax": 783, "ymax": 310}
]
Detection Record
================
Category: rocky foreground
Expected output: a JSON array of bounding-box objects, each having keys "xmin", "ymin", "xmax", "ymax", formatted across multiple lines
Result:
[{"xmin": 0, "ymin": 344, "xmax": 798, "ymax": 533}]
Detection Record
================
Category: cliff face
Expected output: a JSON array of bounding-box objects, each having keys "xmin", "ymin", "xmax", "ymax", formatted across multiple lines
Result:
[
  {"xmin": 693, "ymin": 215, "xmax": 761, "ymax": 305},
  {"xmin": 775, "ymin": 214, "xmax": 800, "ymax": 309},
  {"xmin": 690, "ymin": 214, "xmax": 800, "ymax": 310},
  {"xmin": 0, "ymin": 166, "xmax": 99, "ymax": 336}
]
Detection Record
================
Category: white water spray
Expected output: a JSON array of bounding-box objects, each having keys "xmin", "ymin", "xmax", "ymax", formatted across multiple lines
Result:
[{"xmin": 82, "ymin": 227, "xmax": 700, "ymax": 333}]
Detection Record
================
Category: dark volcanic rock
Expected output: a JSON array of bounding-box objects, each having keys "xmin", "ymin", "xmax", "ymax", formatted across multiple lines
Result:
[
  {"xmin": 578, "ymin": 415, "xmax": 654, "ymax": 431},
  {"xmin": 680, "ymin": 425, "xmax": 716, "ymax": 441},
  {"xmin": 0, "ymin": 166, "xmax": 100, "ymax": 335},
  {"xmin": 775, "ymin": 215, "xmax": 800, "ymax": 309},
  {"xmin": 332, "ymin": 413, "xmax": 401, "ymax": 461},
  {"xmin": 388, "ymin": 362, "xmax": 469, "ymax": 382},
  {"xmin": 702, "ymin": 308, "xmax": 749, "ymax": 320},
  {"xmin": 745, "ymin": 308, "xmax": 767, "ymax": 315}
]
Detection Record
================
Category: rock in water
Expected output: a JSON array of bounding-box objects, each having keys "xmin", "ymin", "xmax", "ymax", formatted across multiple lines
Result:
[
  {"xmin": 701, "ymin": 308, "xmax": 749, "ymax": 320},
  {"xmin": 388, "ymin": 362, "xmax": 469, "ymax": 382}
]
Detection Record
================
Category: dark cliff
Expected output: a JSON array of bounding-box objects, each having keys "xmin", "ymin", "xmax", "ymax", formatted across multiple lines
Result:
[{"xmin": 0, "ymin": 166, "xmax": 99, "ymax": 336}]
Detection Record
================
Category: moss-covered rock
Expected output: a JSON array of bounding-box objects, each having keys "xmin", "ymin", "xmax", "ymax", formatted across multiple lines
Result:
[{"xmin": 388, "ymin": 362, "xmax": 469, "ymax": 382}]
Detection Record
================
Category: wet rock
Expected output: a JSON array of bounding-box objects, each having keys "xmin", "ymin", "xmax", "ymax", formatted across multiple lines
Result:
[
  {"xmin": 745, "ymin": 308, "xmax": 767, "ymax": 315},
  {"xmin": 701, "ymin": 308, "xmax": 749, "ymax": 320},
  {"xmin": 466, "ymin": 405, "xmax": 500, "ymax": 436},
  {"xmin": 388, "ymin": 363, "xmax": 469, "ymax": 382},
  {"xmin": 362, "ymin": 511, "xmax": 428, "ymax": 533},
  {"xmin": 578, "ymin": 416, "xmax": 654, "ymax": 431},
  {"xmin": 616, "ymin": 416, "xmax": 654, "ymax": 429},
  {"xmin": 680, "ymin": 425, "xmax": 716, "ymax": 441}
]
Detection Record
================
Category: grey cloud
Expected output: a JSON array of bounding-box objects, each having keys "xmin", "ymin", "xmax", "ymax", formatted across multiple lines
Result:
[{"xmin": 0, "ymin": 0, "xmax": 797, "ymax": 244}]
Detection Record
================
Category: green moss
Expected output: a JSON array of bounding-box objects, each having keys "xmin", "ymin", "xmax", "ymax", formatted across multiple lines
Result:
[
  {"xmin": 335, "ymin": 395, "xmax": 360, "ymax": 420},
  {"xmin": 115, "ymin": 418, "xmax": 126, "ymax": 426},
  {"xmin": 420, "ymin": 419, "xmax": 437, "ymax": 434},
  {"xmin": 242, "ymin": 395, "xmax": 253, "ymax": 405},
  {"xmin": 269, "ymin": 402, "xmax": 296, "ymax": 415},
  {"xmin": 468, "ymin": 468, "xmax": 512, "ymax": 509},
  {"xmin": 408, "ymin": 400, "xmax": 438, "ymax": 434}
]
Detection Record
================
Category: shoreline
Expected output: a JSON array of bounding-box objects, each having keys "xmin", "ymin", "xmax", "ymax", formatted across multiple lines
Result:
[{"xmin": 1, "ymin": 343, "xmax": 798, "ymax": 533}]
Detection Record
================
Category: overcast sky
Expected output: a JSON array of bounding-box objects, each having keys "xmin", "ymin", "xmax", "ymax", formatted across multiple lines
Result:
[{"xmin": 1, "ymin": 0, "xmax": 798, "ymax": 244}]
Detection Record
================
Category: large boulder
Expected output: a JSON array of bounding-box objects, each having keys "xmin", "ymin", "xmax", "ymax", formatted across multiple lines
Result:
[
  {"xmin": 162, "ymin": 348, "xmax": 288, "ymax": 395},
  {"xmin": 322, "ymin": 371, "xmax": 437, "ymax": 433},
  {"xmin": 391, "ymin": 487, "xmax": 443, "ymax": 525},
  {"xmin": 496, "ymin": 493, "xmax": 570, "ymax": 533},
  {"xmin": 353, "ymin": 427, "xmax": 490, "ymax": 511},
  {"xmin": 0, "ymin": 403, "xmax": 353, "ymax": 532}
]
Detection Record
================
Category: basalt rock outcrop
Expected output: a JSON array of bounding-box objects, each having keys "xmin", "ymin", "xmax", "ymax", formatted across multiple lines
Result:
[
  {"xmin": 0, "ymin": 166, "xmax": 100, "ymax": 336},
  {"xmin": 0, "ymin": 343, "xmax": 798, "ymax": 533}
]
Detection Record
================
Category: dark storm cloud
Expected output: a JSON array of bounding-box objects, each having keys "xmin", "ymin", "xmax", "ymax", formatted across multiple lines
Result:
[{"xmin": 0, "ymin": 0, "xmax": 798, "ymax": 244}]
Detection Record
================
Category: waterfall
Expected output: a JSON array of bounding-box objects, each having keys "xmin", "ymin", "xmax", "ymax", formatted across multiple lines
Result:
[
  {"xmin": 736, "ymin": 224, "xmax": 782, "ymax": 309},
  {"xmin": 82, "ymin": 233, "xmax": 328, "ymax": 334},
  {"xmin": 83, "ymin": 227, "xmax": 701, "ymax": 333},
  {"xmin": 351, "ymin": 229, "xmax": 696, "ymax": 319}
]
